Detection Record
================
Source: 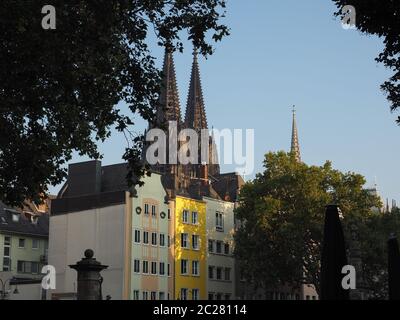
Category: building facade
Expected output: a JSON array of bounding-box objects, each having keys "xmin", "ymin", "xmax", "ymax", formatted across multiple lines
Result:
[
  {"xmin": 174, "ymin": 196, "xmax": 207, "ymax": 300},
  {"xmin": 130, "ymin": 173, "xmax": 173, "ymax": 300},
  {"xmin": 0, "ymin": 201, "xmax": 49, "ymax": 300},
  {"xmin": 205, "ymin": 197, "xmax": 235, "ymax": 300}
]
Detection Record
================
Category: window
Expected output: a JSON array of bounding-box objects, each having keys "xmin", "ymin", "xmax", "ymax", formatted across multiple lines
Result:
[
  {"xmin": 182, "ymin": 210, "xmax": 189, "ymax": 223},
  {"xmin": 192, "ymin": 235, "xmax": 200, "ymax": 250},
  {"xmin": 32, "ymin": 239, "xmax": 39, "ymax": 250},
  {"xmin": 151, "ymin": 291, "xmax": 157, "ymax": 300},
  {"xmin": 216, "ymin": 267, "xmax": 223, "ymax": 280},
  {"xmin": 18, "ymin": 261, "xmax": 36, "ymax": 274},
  {"xmin": 181, "ymin": 259, "xmax": 188, "ymax": 275},
  {"xmin": 208, "ymin": 293, "xmax": 214, "ymax": 300},
  {"xmin": 208, "ymin": 240, "xmax": 214, "ymax": 253},
  {"xmin": 216, "ymin": 212, "xmax": 224, "ymax": 231},
  {"xmin": 167, "ymin": 209, "xmax": 171, "ymax": 220},
  {"xmin": 134, "ymin": 259, "xmax": 140, "ymax": 273},
  {"xmin": 151, "ymin": 262, "xmax": 157, "ymax": 275},
  {"xmin": 180, "ymin": 288, "xmax": 188, "ymax": 300},
  {"xmin": 216, "ymin": 241, "xmax": 222, "ymax": 254},
  {"xmin": 4, "ymin": 246, "xmax": 10, "ymax": 257},
  {"xmin": 192, "ymin": 261, "xmax": 199, "ymax": 276},
  {"xmin": 181, "ymin": 233, "xmax": 188, "ymax": 248},
  {"xmin": 151, "ymin": 205, "xmax": 156, "ymax": 217},
  {"xmin": 143, "ymin": 231, "xmax": 149, "ymax": 244},
  {"xmin": 159, "ymin": 262, "xmax": 165, "ymax": 276},
  {"xmin": 208, "ymin": 266, "xmax": 215, "ymax": 279},
  {"xmin": 151, "ymin": 232, "xmax": 157, "ymax": 246},
  {"xmin": 160, "ymin": 234, "xmax": 165, "ymax": 247},
  {"xmin": 2, "ymin": 258, "xmax": 11, "ymax": 272},
  {"xmin": 133, "ymin": 290, "xmax": 140, "ymax": 300},
  {"xmin": 159, "ymin": 292, "xmax": 165, "ymax": 300},
  {"xmin": 224, "ymin": 268, "xmax": 231, "ymax": 281},
  {"xmin": 168, "ymin": 235, "xmax": 171, "ymax": 248},
  {"xmin": 224, "ymin": 294, "xmax": 231, "ymax": 301},
  {"xmin": 4, "ymin": 236, "xmax": 11, "ymax": 246},
  {"xmin": 167, "ymin": 263, "xmax": 171, "ymax": 277},
  {"xmin": 134, "ymin": 230, "xmax": 141, "ymax": 243},
  {"xmin": 18, "ymin": 238, "xmax": 25, "ymax": 248},
  {"xmin": 144, "ymin": 204, "xmax": 149, "ymax": 215},
  {"xmin": 224, "ymin": 243, "xmax": 230, "ymax": 255},
  {"xmin": 142, "ymin": 261, "xmax": 149, "ymax": 274},
  {"xmin": 216, "ymin": 293, "xmax": 222, "ymax": 300},
  {"xmin": 191, "ymin": 211, "xmax": 198, "ymax": 224},
  {"xmin": 31, "ymin": 262, "xmax": 39, "ymax": 274},
  {"xmin": 192, "ymin": 289, "xmax": 200, "ymax": 301},
  {"xmin": 143, "ymin": 291, "xmax": 149, "ymax": 300}
]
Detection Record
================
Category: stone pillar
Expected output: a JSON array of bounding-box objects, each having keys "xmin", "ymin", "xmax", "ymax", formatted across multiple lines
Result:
[{"xmin": 69, "ymin": 249, "xmax": 108, "ymax": 300}]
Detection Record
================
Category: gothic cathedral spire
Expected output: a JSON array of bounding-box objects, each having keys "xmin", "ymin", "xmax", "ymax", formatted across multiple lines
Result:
[
  {"xmin": 155, "ymin": 48, "xmax": 182, "ymax": 128},
  {"xmin": 291, "ymin": 106, "xmax": 301, "ymax": 163},
  {"xmin": 185, "ymin": 50, "xmax": 208, "ymax": 130}
]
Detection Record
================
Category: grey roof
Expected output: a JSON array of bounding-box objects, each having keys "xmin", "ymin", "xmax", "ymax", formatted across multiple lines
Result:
[{"xmin": 0, "ymin": 201, "xmax": 49, "ymax": 237}]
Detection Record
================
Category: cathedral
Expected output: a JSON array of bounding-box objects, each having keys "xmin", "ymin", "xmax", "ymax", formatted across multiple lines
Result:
[{"xmin": 147, "ymin": 48, "xmax": 244, "ymax": 202}]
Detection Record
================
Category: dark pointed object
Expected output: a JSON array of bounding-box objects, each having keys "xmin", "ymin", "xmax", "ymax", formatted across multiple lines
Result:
[
  {"xmin": 154, "ymin": 48, "xmax": 182, "ymax": 128},
  {"xmin": 320, "ymin": 205, "xmax": 349, "ymax": 300},
  {"xmin": 185, "ymin": 49, "xmax": 208, "ymax": 131},
  {"xmin": 388, "ymin": 235, "xmax": 400, "ymax": 300}
]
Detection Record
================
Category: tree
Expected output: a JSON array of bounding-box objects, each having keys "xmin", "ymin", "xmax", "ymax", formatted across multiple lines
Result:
[
  {"xmin": 235, "ymin": 152, "xmax": 381, "ymax": 297},
  {"xmin": 332, "ymin": 1, "xmax": 400, "ymax": 123},
  {"xmin": 355, "ymin": 207, "xmax": 400, "ymax": 299},
  {"xmin": 0, "ymin": 1, "xmax": 229, "ymax": 206}
]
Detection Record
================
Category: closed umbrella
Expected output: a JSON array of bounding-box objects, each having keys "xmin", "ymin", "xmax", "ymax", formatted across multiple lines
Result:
[{"xmin": 320, "ymin": 205, "xmax": 349, "ymax": 300}]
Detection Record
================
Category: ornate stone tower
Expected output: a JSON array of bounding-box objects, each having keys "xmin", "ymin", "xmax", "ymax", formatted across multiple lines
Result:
[
  {"xmin": 290, "ymin": 106, "xmax": 301, "ymax": 163},
  {"xmin": 184, "ymin": 50, "xmax": 220, "ymax": 179},
  {"xmin": 149, "ymin": 48, "xmax": 188, "ymax": 195}
]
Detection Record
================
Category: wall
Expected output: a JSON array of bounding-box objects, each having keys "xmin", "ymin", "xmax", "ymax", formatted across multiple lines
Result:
[
  {"xmin": 47, "ymin": 202, "xmax": 127, "ymax": 300},
  {"xmin": 175, "ymin": 196, "xmax": 207, "ymax": 300}
]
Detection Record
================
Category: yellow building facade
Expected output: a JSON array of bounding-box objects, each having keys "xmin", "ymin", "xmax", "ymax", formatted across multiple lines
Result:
[{"xmin": 174, "ymin": 196, "xmax": 207, "ymax": 300}]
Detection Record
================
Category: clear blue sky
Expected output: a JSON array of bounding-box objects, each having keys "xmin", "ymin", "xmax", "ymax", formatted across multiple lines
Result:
[{"xmin": 51, "ymin": 0, "xmax": 399, "ymax": 204}]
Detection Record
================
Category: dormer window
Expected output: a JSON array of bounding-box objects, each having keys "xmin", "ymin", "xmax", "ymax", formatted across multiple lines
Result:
[
  {"xmin": 12, "ymin": 213, "xmax": 19, "ymax": 223},
  {"xmin": 31, "ymin": 215, "xmax": 38, "ymax": 225}
]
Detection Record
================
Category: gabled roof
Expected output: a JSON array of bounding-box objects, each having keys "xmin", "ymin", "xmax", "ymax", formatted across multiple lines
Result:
[{"xmin": 0, "ymin": 201, "xmax": 49, "ymax": 237}]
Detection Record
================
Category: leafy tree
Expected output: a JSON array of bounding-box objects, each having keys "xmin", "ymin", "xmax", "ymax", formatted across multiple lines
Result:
[
  {"xmin": 332, "ymin": 1, "xmax": 400, "ymax": 123},
  {"xmin": 355, "ymin": 207, "xmax": 400, "ymax": 299},
  {"xmin": 0, "ymin": 0, "xmax": 229, "ymax": 206},
  {"xmin": 235, "ymin": 152, "xmax": 381, "ymax": 297}
]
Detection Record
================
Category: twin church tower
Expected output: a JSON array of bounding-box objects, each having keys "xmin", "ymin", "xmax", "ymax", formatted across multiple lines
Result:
[
  {"xmin": 146, "ymin": 48, "xmax": 243, "ymax": 202},
  {"xmin": 146, "ymin": 48, "xmax": 301, "ymax": 201}
]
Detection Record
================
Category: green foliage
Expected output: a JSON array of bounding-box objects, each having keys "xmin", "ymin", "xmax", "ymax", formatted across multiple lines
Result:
[
  {"xmin": 355, "ymin": 208, "xmax": 400, "ymax": 299},
  {"xmin": 332, "ymin": 0, "xmax": 400, "ymax": 123},
  {"xmin": 235, "ymin": 152, "xmax": 382, "ymax": 295},
  {"xmin": 0, "ymin": 1, "xmax": 229, "ymax": 206}
]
